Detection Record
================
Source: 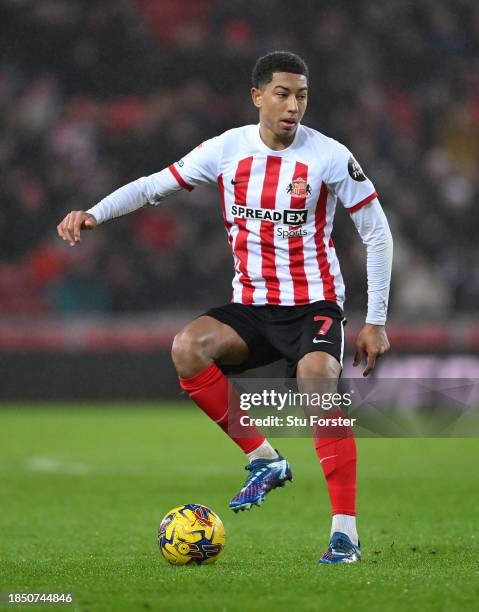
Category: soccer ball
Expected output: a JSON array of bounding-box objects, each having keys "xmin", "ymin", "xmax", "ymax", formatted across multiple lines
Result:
[{"xmin": 158, "ymin": 504, "xmax": 226, "ymax": 565}]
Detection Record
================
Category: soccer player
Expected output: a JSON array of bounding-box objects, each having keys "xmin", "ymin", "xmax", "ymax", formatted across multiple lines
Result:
[{"xmin": 57, "ymin": 51, "xmax": 393, "ymax": 563}]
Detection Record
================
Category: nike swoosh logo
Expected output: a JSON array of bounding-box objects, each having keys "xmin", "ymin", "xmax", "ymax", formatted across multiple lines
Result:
[
  {"xmin": 313, "ymin": 338, "xmax": 333, "ymax": 344},
  {"xmin": 231, "ymin": 179, "xmax": 246, "ymax": 185},
  {"xmin": 319, "ymin": 454, "xmax": 337, "ymax": 463}
]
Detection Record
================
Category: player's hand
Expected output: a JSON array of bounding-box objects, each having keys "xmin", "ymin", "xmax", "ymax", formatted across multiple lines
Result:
[
  {"xmin": 353, "ymin": 324, "xmax": 390, "ymax": 377},
  {"xmin": 57, "ymin": 211, "xmax": 97, "ymax": 246}
]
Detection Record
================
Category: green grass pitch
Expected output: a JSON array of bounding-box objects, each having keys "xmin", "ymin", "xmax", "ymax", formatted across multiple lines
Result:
[{"xmin": 1, "ymin": 404, "xmax": 478, "ymax": 611}]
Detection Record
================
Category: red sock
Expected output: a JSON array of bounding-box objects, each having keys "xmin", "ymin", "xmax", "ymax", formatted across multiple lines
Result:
[
  {"xmin": 179, "ymin": 363, "xmax": 264, "ymax": 454},
  {"xmin": 313, "ymin": 410, "xmax": 357, "ymax": 515}
]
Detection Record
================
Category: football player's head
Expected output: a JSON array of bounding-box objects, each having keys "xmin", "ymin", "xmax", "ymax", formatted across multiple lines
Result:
[{"xmin": 251, "ymin": 51, "xmax": 309, "ymax": 144}]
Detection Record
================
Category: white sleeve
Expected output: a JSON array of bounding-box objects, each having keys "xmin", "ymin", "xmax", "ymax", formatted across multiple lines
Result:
[
  {"xmin": 168, "ymin": 134, "xmax": 223, "ymax": 189},
  {"xmin": 87, "ymin": 169, "xmax": 181, "ymax": 224},
  {"xmin": 350, "ymin": 199, "xmax": 393, "ymax": 325},
  {"xmin": 87, "ymin": 134, "xmax": 223, "ymax": 224},
  {"xmin": 327, "ymin": 141, "xmax": 378, "ymax": 212}
]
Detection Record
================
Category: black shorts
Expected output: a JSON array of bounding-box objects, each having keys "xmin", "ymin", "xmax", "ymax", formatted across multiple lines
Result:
[{"xmin": 201, "ymin": 300, "xmax": 346, "ymax": 378}]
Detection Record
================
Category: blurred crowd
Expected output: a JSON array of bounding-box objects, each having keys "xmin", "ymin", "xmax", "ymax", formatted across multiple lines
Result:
[{"xmin": 1, "ymin": 0, "xmax": 478, "ymax": 319}]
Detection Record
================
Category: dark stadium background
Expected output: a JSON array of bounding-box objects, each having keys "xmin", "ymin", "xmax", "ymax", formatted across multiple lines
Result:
[{"xmin": 1, "ymin": 0, "xmax": 478, "ymax": 399}]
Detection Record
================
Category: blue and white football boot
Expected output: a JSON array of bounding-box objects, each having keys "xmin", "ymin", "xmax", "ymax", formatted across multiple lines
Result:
[
  {"xmin": 229, "ymin": 452, "xmax": 292, "ymax": 512},
  {"xmin": 319, "ymin": 531, "xmax": 361, "ymax": 564}
]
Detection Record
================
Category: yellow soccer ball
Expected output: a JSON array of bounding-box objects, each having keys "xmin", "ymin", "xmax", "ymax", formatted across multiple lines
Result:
[{"xmin": 158, "ymin": 504, "xmax": 226, "ymax": 565}]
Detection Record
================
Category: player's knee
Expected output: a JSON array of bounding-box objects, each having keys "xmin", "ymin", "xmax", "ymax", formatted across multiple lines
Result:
[
  {"xmin": 297, "ymin": 352, "xmax": 341, "ymax": 381},
  {"xmin": 171, "ymin": 328, "xmax": 212, "ymax": 377},
  {"xmin": 171, "ymin": 330, "xmax": 198, "ymax": 371}
]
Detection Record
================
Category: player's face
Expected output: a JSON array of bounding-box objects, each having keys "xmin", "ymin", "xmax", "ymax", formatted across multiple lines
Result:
[{"xmin": 252, "ymin": 72, "xmax": 308, "ymax": 145}]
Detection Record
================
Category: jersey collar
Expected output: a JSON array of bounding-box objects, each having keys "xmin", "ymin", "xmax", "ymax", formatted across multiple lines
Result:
[{"xmin": 255, "ymin": 123, "xmax": 302, "ymax": 154}]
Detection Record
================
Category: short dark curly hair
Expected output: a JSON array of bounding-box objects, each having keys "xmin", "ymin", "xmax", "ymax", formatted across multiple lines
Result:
[{"xmin": 252, "ymin": 51, "xmax": 309, "ymax": 89}]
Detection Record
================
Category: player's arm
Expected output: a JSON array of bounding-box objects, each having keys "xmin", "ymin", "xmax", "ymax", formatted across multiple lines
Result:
[
  {"xmin": 327, "ymin": 141, "xmax": 393, "ymax": 376},
  {"xmin": 57, "ymin": 136, "xmax": 222, "ymax": 246},
  {"xmin": 350, "ymin": 200, "xmax": 393, "ymax": 376},
  {"xmin": 57, "ymin": 168, "xmax": 182, "ymax": 246}
]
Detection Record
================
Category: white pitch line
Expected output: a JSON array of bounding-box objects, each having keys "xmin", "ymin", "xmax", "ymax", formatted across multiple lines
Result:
[
  {"xmin": 26, "ymin": 456, "xmax": 90, "ymax": 475},
  {"xmin": 23, "ymin": 457, "xmax": 236, "ymax": 477}
]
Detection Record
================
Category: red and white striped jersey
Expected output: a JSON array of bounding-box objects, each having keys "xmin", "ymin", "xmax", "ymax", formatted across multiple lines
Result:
[{"xmin": 168, "ymin": 124, "xmax": 378, "ymax": 308}]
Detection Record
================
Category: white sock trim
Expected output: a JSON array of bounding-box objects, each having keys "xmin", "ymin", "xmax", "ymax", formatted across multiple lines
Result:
[
  {"xmin": 246, "ymin": 440, "xmax": 278, "ymax": 461},
  {"xmin": 331, "ymin": 514, "xmax": 358, "ymax": 546}
]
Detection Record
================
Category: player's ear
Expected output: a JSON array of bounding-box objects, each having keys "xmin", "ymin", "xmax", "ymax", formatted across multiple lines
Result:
[{"xmin": 251, "ymin": 87, "xmax": 262, "ymax": 109}]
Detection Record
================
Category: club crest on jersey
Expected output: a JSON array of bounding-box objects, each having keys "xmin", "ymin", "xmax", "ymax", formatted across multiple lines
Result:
[{"xmin": 286, "ymin": 177, "xmax": 311, "ymax": 197}]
